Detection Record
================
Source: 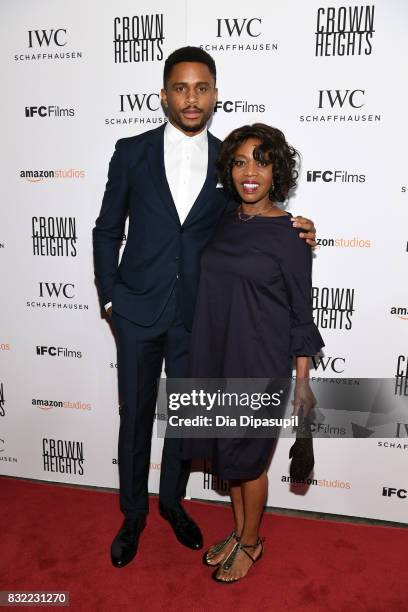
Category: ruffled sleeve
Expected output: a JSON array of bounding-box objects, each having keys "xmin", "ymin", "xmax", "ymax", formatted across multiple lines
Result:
[
  {"xmin": 279, "ymin": 227, "xmax": 325, "ymax": 357},
  {"xmin": 290, "ymin": 321, "xmax": 324, "ymax": 357}
]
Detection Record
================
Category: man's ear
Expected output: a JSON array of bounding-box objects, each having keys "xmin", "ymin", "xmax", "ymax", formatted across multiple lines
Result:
[
  {"xmin": 213, "ymin": 87, "xmax": 218, "ymax": 111},
  {"xmin": 160, "ymin": 88, "xmax": 168, "ymax": 107}
]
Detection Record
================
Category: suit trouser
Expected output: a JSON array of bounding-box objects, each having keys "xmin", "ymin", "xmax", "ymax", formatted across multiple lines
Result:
[{"xmin": 111, "ymin": 288, "xmax": 191, "ymax": 520}]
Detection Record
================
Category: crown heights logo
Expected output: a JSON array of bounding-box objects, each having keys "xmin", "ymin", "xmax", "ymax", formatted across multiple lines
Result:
[
  {"xmin": 315, "ymin": 5, "xmax": 375, "ymax": 57},
  {"xmin": 113, "ymin": 14, "xmax": 164, "ymax": 63},
  {"xmin": 42, "ymin": 438, "xmax": 84, "ymax": 475},
  {"xmin": 0, "ymin": 383, "xmax": 5, "ymax": 417},
  {"xmin": 202, "ymin": 459, "xmax": 229, "ymax": 493},
  {"xmin": 312, "ymin": 287, "xmax": 355, "ymax": 330},
  {"xmin": 32, "ymin": 217, "xmax": 77, "ymax": 257},
  {"xmin": 395, "ymin": 355, "xmax": 408, "ymax": 397}
]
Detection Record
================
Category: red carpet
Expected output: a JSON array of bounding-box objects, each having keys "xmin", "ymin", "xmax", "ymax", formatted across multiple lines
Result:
[{"xmin": 0, "ymin": 477, "xmax": 406, "ymax": 611}]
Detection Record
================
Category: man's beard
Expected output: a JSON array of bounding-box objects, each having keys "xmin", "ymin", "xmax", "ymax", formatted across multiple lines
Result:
[
  {"xmin": 171, "ymin": 110, "xmax": 210, "ymax": 134},
  {"xmin": 179, "ymin": 120, "xmax": 207, "ymax": 133}
]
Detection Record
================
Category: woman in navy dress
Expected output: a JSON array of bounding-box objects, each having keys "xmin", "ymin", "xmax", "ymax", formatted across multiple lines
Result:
[{"xmin": 187, "ymin": 124, "xmax": 324, "ymax": 583}]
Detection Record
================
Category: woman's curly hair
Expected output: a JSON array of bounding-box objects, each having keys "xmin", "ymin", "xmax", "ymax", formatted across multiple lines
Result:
[{"xmin": 216, "ymin": 123, "xmax": 299, "ymax": 203}]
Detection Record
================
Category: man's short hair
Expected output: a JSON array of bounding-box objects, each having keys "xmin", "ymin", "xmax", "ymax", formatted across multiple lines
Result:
[{"xmin": 163, "ymin": 46, "xmax": 217, "ymax": 87}]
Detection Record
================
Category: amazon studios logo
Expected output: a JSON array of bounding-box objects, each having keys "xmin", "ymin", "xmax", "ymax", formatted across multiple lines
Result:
[
  {"xmin": 312, "ymin": 287, "xmax": 355, "ymax": 330},
  {"xmin": 200, "ymin": 17, "xmax": 278, "ymax": 53},
  {"xmin": 27, "ymin": 281, "xmax": 88, "ymax": 311},
  {"xmin": 316, "ymin": 236, "xmax": 371, "ymax": 249},
  {"xmin": 32, "ymin": 217, "xmax": 77, "ymax": 257},
  {"xmin": 20, "ymin": 168, "xmax": 85, "ymax": 182},
  {"xmin": 300, "ymin": 89, "xmax": 381, "ymax": 124},
  {"xmin": 33, "ymin": 397, "xmax": 91, "ymax": 411},
  {"xmin": 113, "ymin": 14, "xmax": 164, "ymax": 63},
  {"xmin": 43, "ymin": 438, "xmax": 84, "ymax": 475},
  {"xmin": 14, "ymin": 28, "xmax": 83, "ymax": 62},
  {"xmin": 315, "ymin": 5, "xmax": 375, "ymax": 57},
  {"xmin": 390, "ymin": 306, "xmax": 408, "ymax": 321},
  {"xmin": 105, "ymin": 93, "xmax": 164, "ymax": 127}
]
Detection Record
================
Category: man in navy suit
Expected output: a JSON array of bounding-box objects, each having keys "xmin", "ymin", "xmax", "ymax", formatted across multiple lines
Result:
[{"xmin": 93, "ymin": 47, "xmax": 316, "ymax": 568}]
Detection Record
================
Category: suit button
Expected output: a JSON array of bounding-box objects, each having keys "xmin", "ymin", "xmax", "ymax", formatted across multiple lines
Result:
[
  {"xmin": 175, "ymin": 256, "xmax": 180, "ymax": 261},
  {"xmin": 180, "ymin": 228, "xmax": 184, "ymax": 233}
]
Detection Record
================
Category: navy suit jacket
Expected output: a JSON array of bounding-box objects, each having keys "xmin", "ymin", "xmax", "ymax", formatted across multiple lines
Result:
[{"xmin": 93, "ymin": 123, "xmax": 233, "ymax": 330}]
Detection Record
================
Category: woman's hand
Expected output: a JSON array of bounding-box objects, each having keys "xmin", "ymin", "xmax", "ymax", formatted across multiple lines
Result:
[
  {"xmin": 292, "ymin": 216, "xmax": 317, "ymax": 248},
  {"xmin": 292, "ymin": 379, "xmax": 316, "ymax": 418}
]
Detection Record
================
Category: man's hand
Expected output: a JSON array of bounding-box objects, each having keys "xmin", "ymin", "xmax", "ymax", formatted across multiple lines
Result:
[
  {"xmin": 291, "ymin": 216, "xmax": 317, "ymax": 248},
  {"xmin": 106, "ymin": 306, "xmax": 112, "ymax": 318}
]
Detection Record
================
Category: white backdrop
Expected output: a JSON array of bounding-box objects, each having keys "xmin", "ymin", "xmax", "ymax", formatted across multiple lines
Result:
[{"xmin": 1, "ymin": 0, "xmax": 407, "ymax": 523}]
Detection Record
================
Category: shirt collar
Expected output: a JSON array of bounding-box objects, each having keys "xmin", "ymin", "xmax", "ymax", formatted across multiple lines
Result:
[{"xmin": 165, "ymin": 120, "xmax": 208, "ymax": 148}]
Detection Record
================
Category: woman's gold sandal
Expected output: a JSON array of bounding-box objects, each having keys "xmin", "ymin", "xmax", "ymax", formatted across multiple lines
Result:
[
  {"xmin": 202, "ymin": 531, "xmax": 239, "ymax": 567},
  {"xmin": 211, "ymin": 537, "xmax": 264, "ymax": 583}
]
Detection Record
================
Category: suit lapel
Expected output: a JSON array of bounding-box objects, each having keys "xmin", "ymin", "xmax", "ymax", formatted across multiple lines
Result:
[
  {"xmin": 182, "ymin": 132, "xmax": 219, "ymax": 227},
  {"xmin": 147, "ymin": 124, "xmax": 181, "ymax": 225},
  {"xmin": 147, "ymin": 125, "xmax": 220, "ymax": 227}
]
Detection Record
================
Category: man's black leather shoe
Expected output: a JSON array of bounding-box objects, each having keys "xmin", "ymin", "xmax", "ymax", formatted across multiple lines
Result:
[
  {"xmin": 111, "ymin": 517, "xmax": 146, "ymax": 568},
  {"xmin": 159, "ymin": 501, "xmax": 203, "ymax": 550}
]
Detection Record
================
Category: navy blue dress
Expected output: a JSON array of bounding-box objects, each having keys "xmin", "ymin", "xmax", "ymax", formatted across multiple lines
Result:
[{"xmin": 186, "ymin": 211, "xmax": 324, "ymax": 479}]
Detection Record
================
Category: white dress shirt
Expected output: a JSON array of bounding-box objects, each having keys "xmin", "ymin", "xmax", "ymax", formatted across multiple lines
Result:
[
  {"xmin": 164, "ymin": 121, "xmax": 208, "ymax": 225},
  {"xmin": 105, "ymin": 122, "xmax": 208, "ymax": 311}
]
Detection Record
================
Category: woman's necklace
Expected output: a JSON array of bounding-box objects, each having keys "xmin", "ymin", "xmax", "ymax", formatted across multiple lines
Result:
[{"xmin": 237, "ymin": 203, "xmax": 276, "ymax": 222}]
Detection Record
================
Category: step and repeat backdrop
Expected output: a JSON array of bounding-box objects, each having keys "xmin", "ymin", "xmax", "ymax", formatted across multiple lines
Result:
[{"xmin": 1, "ymin": 0, "xmax": 407, "ymax": 522}]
